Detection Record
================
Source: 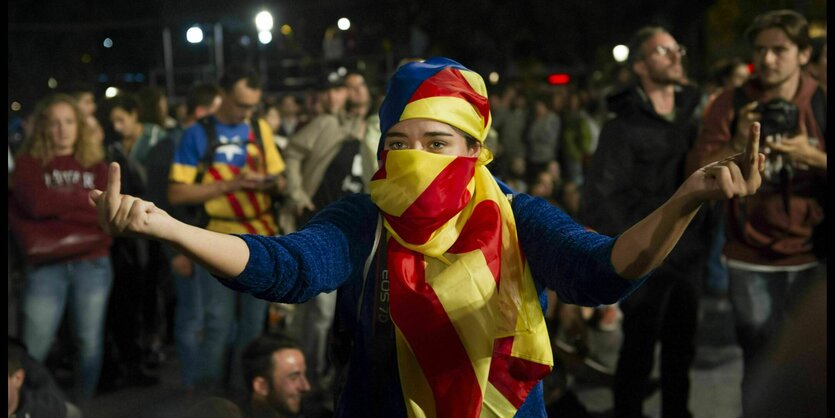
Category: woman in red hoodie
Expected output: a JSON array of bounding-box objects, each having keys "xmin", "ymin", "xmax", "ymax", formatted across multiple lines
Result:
[{"xmin": 12, "ymin": 94, "xmax": 112, "ymax": 400}]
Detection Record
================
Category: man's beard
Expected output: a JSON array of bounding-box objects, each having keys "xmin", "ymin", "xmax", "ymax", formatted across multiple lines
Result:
[
  {"xmin": 757, "ymin": 67, "xmax": 797, "ymax": 89},
  {"xmin": 648, "ymin": 65, "xmax": 684, "ymax": 85},
  {"xmin": 266, "ymin": 390, "xmax": 298, "ymax": 417}
]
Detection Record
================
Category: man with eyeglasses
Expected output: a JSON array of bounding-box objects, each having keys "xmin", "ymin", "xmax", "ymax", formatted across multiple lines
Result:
[
  {"xmin": 168, "ymin": 64, "xmax": 287, "ymax": 393},
  {"xmin": 581, "ymin": 26, "xmax": 711, "ymax": 418}
]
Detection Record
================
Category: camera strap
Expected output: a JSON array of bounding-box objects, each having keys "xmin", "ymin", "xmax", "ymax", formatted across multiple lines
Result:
[{"xmin": 370, "ymin": 218, "xmax": 394, "ymax": 418}]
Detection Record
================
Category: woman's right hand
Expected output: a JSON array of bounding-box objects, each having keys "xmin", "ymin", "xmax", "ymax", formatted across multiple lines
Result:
[{"xmin": 89, "ymin": 162, "xmax": 175, "ymax": 240}]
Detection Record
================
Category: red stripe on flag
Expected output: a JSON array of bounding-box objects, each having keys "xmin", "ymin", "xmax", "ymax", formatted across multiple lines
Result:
[
  {"xmin": 241, "ymin": 220, "xmax": 258, "ymax": 234},
  {"xmin": 488, "ymin": 337, "xmax": 553, "ymax": 408},
  {"xmin": 447, "ymin": 200, "xmax": 502, "ymax": 280},
  {"xmin": 371, "ymin": 152, "xmax": 388, "ymax": 181},
  {"xmin": 233, "ymin": 148, "xmax": 266, "ymax": 220},
  {"xmin": 384, "ymin": 157, "xmax": 475, "ymax": 244},
  {"xmin": 208, "ymin": 167, "xmax": 250, "ymax": 222},
  {"xmin": 406, "ymin": 68, "xmax": 490, "ymax": 128},
  {"xmin": 389, "ymin": 241, "xmax": 483, "ymax": 418},
  {"xmin": 244, "ymin": 191, "xmax": 263, "ymax": 216},
  {"xmin": 258, "ymin": 218, "xmax": 276, "ymax": 236}
]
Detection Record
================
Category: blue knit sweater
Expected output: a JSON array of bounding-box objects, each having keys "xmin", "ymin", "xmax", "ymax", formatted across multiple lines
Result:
[{"xmin": 223, "ymin": 193, "xmax": 646, "ymax": 417}]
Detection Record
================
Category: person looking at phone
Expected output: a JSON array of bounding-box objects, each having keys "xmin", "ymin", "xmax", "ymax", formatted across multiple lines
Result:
[{"xmin": 167, "ymin": 64, "xmax": 286, "ymax": 394}]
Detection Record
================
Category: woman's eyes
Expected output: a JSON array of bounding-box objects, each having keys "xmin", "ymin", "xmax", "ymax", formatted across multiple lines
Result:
[{"xmin": 385, "ymin": 140, "xmax": 447, "ymax": 151}]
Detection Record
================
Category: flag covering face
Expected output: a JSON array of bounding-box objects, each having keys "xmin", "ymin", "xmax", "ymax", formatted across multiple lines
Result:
[{"xmin": 371, "ymin": 58, "xmax": 553, "ymax": 418}]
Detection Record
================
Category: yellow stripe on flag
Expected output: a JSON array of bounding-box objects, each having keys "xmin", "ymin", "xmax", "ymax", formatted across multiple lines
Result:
[
  {"xmin": 480, "ymin": 382, "xmax": 518, "ymax": 418},
  {"xmin": 203, "ymin": 165, "xmax": 247, "ymax": 218},
  {"xmin": 425, "ymin": 251, "xmax": 498, "ymax": 394},
  {"xmin": 396, "ymin": 327, "xmax": 436, "ymax": 418},
  {"xmin": 369, "ymin": 150, "xmax": 456, "ymax": 216},
  {"xmin": 401, "ymin": 97, "xmax": 488, "ymax": 142},
  {"xmin": 458, "ymin": 70, "xmax": 489, "ymax": 98},
  {"xmin": 510, "ymin": 264, "xmax": 554, "ymax": 365},
  {"xmin": 383, "ymin": 178, "xmax": 475, "ymax": 259}
]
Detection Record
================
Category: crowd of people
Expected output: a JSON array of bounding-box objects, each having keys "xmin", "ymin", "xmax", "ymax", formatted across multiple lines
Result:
[{"xmin": 7, "ymin": 8, "xmax": 826, "ymax": 418}]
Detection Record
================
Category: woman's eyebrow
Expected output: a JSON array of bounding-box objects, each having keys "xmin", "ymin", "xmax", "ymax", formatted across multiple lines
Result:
[
  {"xmin": 384, "ymin": 131, "xmax": 408, "ymax": 138},
  {"xmin": 424, "ymin": 131, "xmax": 454, "ymax": 137}
]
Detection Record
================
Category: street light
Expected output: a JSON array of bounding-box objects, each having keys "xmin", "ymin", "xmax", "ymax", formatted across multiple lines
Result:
[
  {"xmin": 258, "ymin": 31, "xmax": 273, "ymax": 45},
  {"xmin": 255, "ymin": 11, "xmax": 274, "ymax": 31},
  {"xmin": 187, "ymin": 26, "xmax": 204, "ymax": 44},
  {"xmin": 613, "ymin": 45, "xmax": 629, "ymax": 63},
  {"xmin": 337, "ymin": 17, "xmax": 351, "ymax": 31}
]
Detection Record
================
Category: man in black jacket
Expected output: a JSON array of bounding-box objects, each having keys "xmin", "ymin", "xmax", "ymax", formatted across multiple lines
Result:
[{"xmin": 580, "ymin": 26, "xmax": 712, "ymax": 418}]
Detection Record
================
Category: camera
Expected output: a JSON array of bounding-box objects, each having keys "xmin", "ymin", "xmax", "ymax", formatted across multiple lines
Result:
[
  {"xmin": 757, "ymin": 98, "xmax": 799, "ymax": 139},
  {"xmin": 754, "ymin": 99, "xmax": 800, "ymax": 190}
]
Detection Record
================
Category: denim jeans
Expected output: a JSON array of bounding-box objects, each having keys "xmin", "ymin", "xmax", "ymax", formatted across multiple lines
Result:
[
  {"xmin": 174, "ymin": 269, "xmax": 204, "ymax": 389},
  {"xmin": 21, "ymin": 256, "xmax": 113, "ymax": 399},
  {"xmin": 728, "ymin": 263, "xmax": 822, "ymax": 414},
  {"xmin": 196, "ymin": 264, "xmax": 268, "ymax": 391}
]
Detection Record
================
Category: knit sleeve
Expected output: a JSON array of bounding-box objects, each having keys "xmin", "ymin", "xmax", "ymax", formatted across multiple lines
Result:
[
  {"xmin": 220, "ymin": 194, "xmax": 378, "ymax": 303},
  {"xmin": 512, "ymin": 193, "xmax": 647, "ymax": 306}
]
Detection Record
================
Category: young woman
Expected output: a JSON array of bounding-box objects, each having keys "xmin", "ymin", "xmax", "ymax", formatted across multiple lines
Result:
[
  {"xmin": 91, "ymin": 58, "xmax": 764, "ymax": 417},
  {"xmin": 13, "ymin": 94, "xmax": 112, "ymax": 400}
]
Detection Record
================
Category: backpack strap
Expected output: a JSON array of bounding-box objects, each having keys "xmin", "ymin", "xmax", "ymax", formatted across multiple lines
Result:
[
  {"xmin": 250, "ymin": 116, "xmax": 264, "ymax": 147},
  {"xmin": 195, "ymin": 116, "xmax": 219, "ymax": 184}
]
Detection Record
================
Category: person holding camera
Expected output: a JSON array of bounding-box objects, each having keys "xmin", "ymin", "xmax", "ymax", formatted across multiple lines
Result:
[{"xmin": 687, "ymin": 10, "xmax": 826, "ymax": 416}]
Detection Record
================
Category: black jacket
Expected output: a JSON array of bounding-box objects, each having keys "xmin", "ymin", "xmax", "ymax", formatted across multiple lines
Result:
[{"xmin": 580, "ymin": 83, "xmax": 711, "ymax": 273}]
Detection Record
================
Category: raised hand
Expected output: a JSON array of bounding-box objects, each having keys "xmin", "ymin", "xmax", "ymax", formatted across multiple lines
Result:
[
  {"xmin": 89, "ymin": 162, "xmax": 172, "ymax": 239},
  {"xmin": 690, "ymin": 122, "xmax": 765, "ymax": 202}
]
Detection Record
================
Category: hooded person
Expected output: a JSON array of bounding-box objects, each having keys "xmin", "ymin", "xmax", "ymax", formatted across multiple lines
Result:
[{"xmin": 90, "ymin": 57, "xmax": 766, "ymax": 417}]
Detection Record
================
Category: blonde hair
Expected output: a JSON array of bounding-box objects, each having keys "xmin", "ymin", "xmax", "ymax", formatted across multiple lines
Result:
[{"xmin": 18, "ymin": 94, "xmax": 105, "ymax": 168}]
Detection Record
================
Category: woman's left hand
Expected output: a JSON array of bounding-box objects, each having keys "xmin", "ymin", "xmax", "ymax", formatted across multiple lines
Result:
[{"xmin": 685, "ymin": 122, "xmax": 765, "ymax": 202}]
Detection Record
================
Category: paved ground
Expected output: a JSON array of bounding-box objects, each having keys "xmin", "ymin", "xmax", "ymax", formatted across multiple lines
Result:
[
  {"xmin": 76, "ymin": 295, "xmax": 742, "ymax": 418},
  {"xmin": 573, "ymin": 296, "xmax": 742, "ymax": 418}
]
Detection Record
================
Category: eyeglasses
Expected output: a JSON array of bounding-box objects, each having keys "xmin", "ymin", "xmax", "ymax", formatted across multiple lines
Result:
[{"xmin": 651, "ymin": 44, "xmax": 687, "ymax": 58}]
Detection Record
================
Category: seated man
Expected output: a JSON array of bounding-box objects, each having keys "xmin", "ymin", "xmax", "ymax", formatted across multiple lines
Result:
[
  {"xmin": 240, "ymin": 334, "xmax": 311, "ymax": 418},
  {"xmin": 8, "ymin": 338, "xmax": 81, "ymax": 418}
]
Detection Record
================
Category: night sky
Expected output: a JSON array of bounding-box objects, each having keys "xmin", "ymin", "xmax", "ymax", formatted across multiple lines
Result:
[{"xmin": 7, "ymin": 0, "xmax": 825, "ymax": 112}]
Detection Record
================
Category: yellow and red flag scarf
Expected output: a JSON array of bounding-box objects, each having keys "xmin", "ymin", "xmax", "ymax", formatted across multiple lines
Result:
[{"xmin": 370, "ymin": 58, "xmax": 553, "ymax": 418}]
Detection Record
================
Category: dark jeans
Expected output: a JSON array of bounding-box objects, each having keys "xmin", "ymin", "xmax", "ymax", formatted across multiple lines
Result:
[
  {"xmin": 614, "ymin": 266, "xmax": 700, "ymax": 418},
  {"xmin": 727, "ymin": 263, "xmax": 822, "ymax": 417}
]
